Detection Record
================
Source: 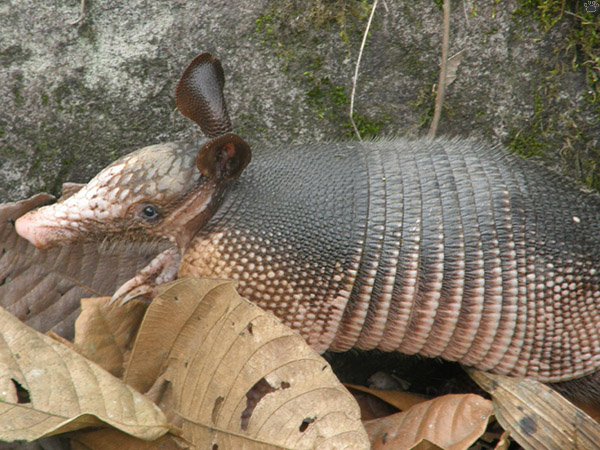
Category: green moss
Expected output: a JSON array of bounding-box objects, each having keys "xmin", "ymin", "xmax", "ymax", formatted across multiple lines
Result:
[
  {"xmin": 514, "ymin": 0, "xmax": 600, "ymax": 107},
  {"xmin": 254, "ymin": 0, "xmax": 374, "ymax": 75},
  {"xmin": 304, "ymin": 74, "xmax": 349, "ymax": 117},
  {"xmin": 513, "ymin": 0, "xmax": 565, "ymax": 28},
  {"xmin": 509, "ymin": 1, "xmax": 600, "ymax": 189},
  {"xmin": 507, "ymin": 130, "xmax": 547, "ymax": 158},
  {"xmin": 469, "ymin": 3, "xmax": 478, "ymax": 18},
  {"xmin": 581, "ymin": 152, "xmax": 600, "ymax": 190},
  {"xmin": 566, "ymin": 14, "xmax": 600, "ymax": 106},
  {"xmin": 305, "ymin": 79, "xmax": 347, "ymax": 133},
  {"xmin": 255, "ymin": 13, "xmax": 274, "ymax": 35},
  {"xmin": 345, "ymin": 113, "xmax": 390, "ymax": 140},
  {"xmin": 508, "ymin": 89, "xmax": 548, "ymax": 158},
  {"xmin": 253, "ymin": 1, "xmax": 384, "ymax": 137},
  {"xmin": 411, "ymin": 82, "xmax": 436, "ymax": 129},
  {"xmin": 254, "ymin": 1, "xmax": 373, "ymax": 58},
  {"xmin": 255, "ymin": 13, "xmax": 275, "ymax": 46}
]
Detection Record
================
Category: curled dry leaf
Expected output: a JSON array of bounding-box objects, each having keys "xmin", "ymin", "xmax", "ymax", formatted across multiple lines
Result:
[
  {"xmin": 468, "ymin": 369, "xmax": 600, "ymax": 450},
  {"xmin": 444, "ymin": 50, "xmax": 464, "ymax": 87},
  {"xmin": 0, "ymin": 193, "xmax": 157, "ymax": 340},
  {"xmin": 73, "ymin": 297, "xmax": 148, "ymax": 377},
  {"xmin": 495, "ymin": 430, "xmax": 512, "ymax": 450},
  {"xmin": 364, "ymin": 393, "xmax": 493, "ymax": 450},
  {"xmin": 0, "ymin": 306, "xmax": 169, "ymax": 443},
  {"xmin": 345, "ymin": 383, "xmax": 429, "ymax": 412},
  {"xmin": 125, "ymin": 278, "xmax": 370, "ymax": 449}
]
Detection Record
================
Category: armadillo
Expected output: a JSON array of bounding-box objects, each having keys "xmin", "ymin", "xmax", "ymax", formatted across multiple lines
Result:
[{"xmin": 15, "ymin": 53, "xmax": 600, "ymax": 402}]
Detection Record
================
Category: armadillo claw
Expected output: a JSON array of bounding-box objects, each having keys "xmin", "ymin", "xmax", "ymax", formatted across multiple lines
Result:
[
  {"xmin": 110, "ymin": 279, "xmax": 157, "ymax": 305},
  {"xmin": 109, "ymin": 247, "xmax": 181, "ymax": 306}
]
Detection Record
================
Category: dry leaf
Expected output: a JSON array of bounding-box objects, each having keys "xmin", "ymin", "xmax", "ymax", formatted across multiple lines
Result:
[
  {"xmin": 468, "ymin": 369, "xmax": 600, "ymax": 450},
  {"xmin": 364, "ymin": 393, "xmax": 493, "ymax": 450},
  {"xmin": 70, "ymin": 429, "xmax": 183, "ymax": 450},
  {"xmin": 494, "ymin": 430, "xmax": 511, "ymax": 450},
  {"xmin": 348, "ymin": 389, "xmax": 400, "ymax": 421},
  {"xmin": 0, "ymin": 436, "xmax": 70, "ymax": 450},
  {"xmin": 444, "ymin": 50, "xmax": 464, "ymax": 87},
  {"xmin": 573, "ymin": 400, "xmax": 600, "ymax": 423},
  {"xmin": 0, "ymin": 194, "xmax": 157, "ymax": 340},
  {"xmin": 46, "ymin": 330, "xmax": 78, "ymax": 349},
  {"xmin": 0, "ymin": 306, "xmax": 169, "ymax": 443},
  {"xmin": 345, "ymin": 383, "xmax": 429, "ymax": 411},
  {"xmin": 73, "ymin": 297, "xmax": 148, "ymax": 377},
  {"xmin": 125, "ymin": 278, "xmax": 370, "ymax": 449},
  {"xmin": 409, "ymin": 440, "xmax": 443, "ymax": 450}
]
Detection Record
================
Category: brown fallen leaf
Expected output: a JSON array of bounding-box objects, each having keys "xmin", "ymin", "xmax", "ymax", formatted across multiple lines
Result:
[
  {"xmin": 0, "ymin": 306, "xmax": 169, "ymax": 443},
  {"xmin": 73, "ymin": 297, "xmax": 148, "ymax": 377},
  {"xmin": 125, "ymin": 278, "xmax": 370, "ymax": 449},
  {"xmin": 70, "ymin": 429, "xmax": 183, "ymax": 450},
  {"xmin": 345, "ymin": 382, "xmax": 429, "ymax": 412},
  {"xmin": 46, "ymin": 330, "xmax": 78, "ymax": 349},
  {"xmin": 494, "ymin": 430, "xmax": 512, "ymax": 450},
  {"xmin": 408, "ymin": 440, "xmax": 443, "ymax": 450},
  {"xmin": 573, "ymin": 400, "xmax": 600, "ymax": 423},
  {"xmin": 348, "ymin": 389, "xmax": 400, "ymax": 421},
  {"xmin": 0, "ymin": 193, "xmax": 158, "ymax": 340},
  {"xmin": 468, "ymin": 369, "xmax": 600, "ymax": 450},
  {"xmin": 364, "ymin": 393, "xmax": 494, "ymax": 450}
]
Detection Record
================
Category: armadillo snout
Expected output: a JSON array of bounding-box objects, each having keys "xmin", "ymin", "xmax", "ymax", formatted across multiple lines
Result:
[
  {"xmin": 15, "ymin": 210, "xmax": 74, "ymax": 250},
  {"xmin": 15, "ymin": 213, "xmax": 52, "ymax": 249}
]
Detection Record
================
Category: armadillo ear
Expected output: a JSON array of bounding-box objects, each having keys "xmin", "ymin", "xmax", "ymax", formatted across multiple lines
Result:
[
  {"xmin": 197, "ymin": 133, "xmax": 251, "ymax": 181},
  {"xmin": 175, "ymin": 52, "xmax": 233, "ymax": 138}
]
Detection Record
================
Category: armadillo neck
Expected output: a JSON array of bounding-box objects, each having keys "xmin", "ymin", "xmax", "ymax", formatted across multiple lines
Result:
[{"xmin": 179, "ymin": 138, "xmax": 600, "ymax": 383}]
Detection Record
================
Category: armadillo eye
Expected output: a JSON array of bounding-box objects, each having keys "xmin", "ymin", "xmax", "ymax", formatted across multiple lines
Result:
[{"xmin": 140, "ymin": 205, "xmax": 160, "ymax": 221}]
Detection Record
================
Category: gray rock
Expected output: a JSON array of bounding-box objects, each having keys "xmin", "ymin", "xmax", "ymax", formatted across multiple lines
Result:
[{"xmin": 1, "ymin": 1, "xmax": 598, "ymax": 202}]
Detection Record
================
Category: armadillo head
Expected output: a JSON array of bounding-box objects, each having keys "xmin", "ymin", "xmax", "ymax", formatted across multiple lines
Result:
[
  {"xmin": 16, "ymin": 142, "xmax": 201, "ymax": 249},
  {"xmin": 17, "ymin": 51, "xmax": 252, "ymax": 253},
  {"xmin": 16, "ymin": 132, "xmax": 250, "ymax": 252}
]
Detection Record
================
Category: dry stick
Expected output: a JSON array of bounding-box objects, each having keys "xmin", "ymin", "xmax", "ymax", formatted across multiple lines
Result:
[
  {"xmin": 427, "ymin": 0, "xmax": 451, "ymax": 140},
  {"xmin": 462, "ymin": 0, "xmax": 471, "ymax": 27},
  {"xmin": 69, "ymin": 0, "xmax": 86, "ymax": 25},
  {"xmin": 349, "ymin": 0, "xmax": 378, "ymax": 141}
]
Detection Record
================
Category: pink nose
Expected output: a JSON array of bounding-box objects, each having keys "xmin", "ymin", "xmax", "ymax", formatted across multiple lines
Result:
[{"xmin": 15, "ymin": 214, "xmax": 50, "ymax": 249}]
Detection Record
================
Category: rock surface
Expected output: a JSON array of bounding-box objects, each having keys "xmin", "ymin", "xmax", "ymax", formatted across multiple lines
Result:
[{"xmin": 0, "ymin": 1, "xmax": 598, "ymax": 201}]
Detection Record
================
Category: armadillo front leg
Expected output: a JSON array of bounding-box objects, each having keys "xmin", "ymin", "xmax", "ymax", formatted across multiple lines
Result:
[{"xmin": 110, "ymin": 246, "xmax": 181, "ymax": 305}]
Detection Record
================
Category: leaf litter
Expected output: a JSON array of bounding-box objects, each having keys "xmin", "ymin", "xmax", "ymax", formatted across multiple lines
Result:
[{"xmin": 2, "ymin": 195, "xmax": 600, "ymax": 449}]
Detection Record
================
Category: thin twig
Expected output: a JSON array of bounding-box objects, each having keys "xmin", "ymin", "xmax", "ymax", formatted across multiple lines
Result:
[
  {"xmin": 350, "ymin": 0, "xmax": 378, "ymax": 141},
  {"xmin": 427, "ymin": 0, "xmax": 451, "ymax": 140},
  {"xmin": 69, "ymin": 0, "xmax": 86, "ymax": 26},
  {"xmin": 564, "ymin": 10, "xmax": 588, "ymax": 21}
]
